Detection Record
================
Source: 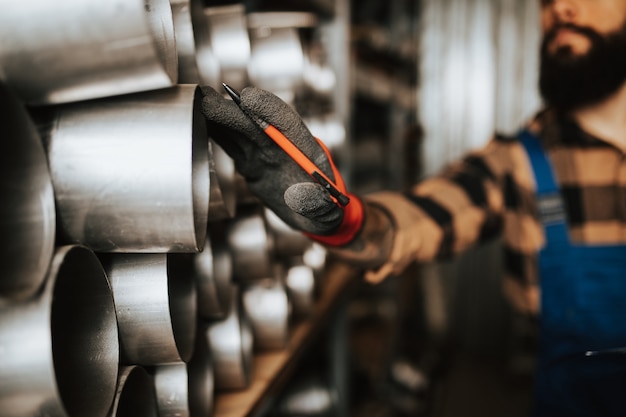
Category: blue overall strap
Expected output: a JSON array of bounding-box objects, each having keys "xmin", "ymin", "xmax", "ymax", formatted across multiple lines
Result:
[{"xmin": 517, "ymin": 130, "xmax": 569, "ymax": 245}]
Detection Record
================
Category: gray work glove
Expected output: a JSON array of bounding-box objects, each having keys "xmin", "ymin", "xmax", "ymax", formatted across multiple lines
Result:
[{"xmin": 200, "ymin": 86, "xmax": 363, "ymax": 246}]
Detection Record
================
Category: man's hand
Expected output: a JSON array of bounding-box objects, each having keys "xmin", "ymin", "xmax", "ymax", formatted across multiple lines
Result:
[{"xmin": 200, "ymin": 86, "xmax": 363, "ymax": 246}]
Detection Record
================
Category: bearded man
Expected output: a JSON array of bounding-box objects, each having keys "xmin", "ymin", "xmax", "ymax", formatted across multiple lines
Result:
[{"xmin": 201, "ymin": 1, "xmax": 626, "ymax": 415}]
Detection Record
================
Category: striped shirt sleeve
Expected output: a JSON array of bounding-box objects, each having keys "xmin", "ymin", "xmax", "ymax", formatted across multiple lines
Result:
[{"xmin": 363, "ymin": 135, "xmax": 543, "ymax": 294}]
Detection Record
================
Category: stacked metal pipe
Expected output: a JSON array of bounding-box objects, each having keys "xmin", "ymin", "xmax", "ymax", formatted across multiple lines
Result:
[{"xmin": 0, "ymin": 0, "xmax": 336, "ymax": 415}]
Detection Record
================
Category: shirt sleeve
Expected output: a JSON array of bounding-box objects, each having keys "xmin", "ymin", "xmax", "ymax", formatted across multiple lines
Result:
[{"xmin": 362, "ymin": 136, "xmax": 522, "ymax": 284}]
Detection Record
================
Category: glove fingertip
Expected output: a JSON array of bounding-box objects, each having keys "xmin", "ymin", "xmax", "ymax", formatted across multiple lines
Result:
[{"xmin": 284, "ymin": 183, "xmax": 342, "ymax": 221}]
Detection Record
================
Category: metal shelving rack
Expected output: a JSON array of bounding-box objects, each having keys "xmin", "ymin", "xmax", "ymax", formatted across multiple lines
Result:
[
  {"xmin": 210, "ymin": 1, "xmax": 357, "ymax": 416},
  {"xmin": 349, "ymin": 0, "xmax": 420, "ymax": 194},
  {"xmin": 212, "ymin": 262, "xmax": 359, "ymax": 417}
]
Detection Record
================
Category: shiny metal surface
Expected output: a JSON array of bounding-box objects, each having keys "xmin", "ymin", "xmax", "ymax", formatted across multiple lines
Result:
[
  {"xmin": 248, "ymin": 26, "xmax": 304, "ymax": 103},
  {"xmin": 285, "ymin": 262, "xmax": 317, "ymax": 317},
  {"xmin": 109, "ymin": 366, "xmax": 158, "ymax": 417},
  {"xmin": 242, "ymin": 277, "xmax": 291, "ymax": 350},
  {"xmin": 0, "ymin": 83, "xmax": 55, "ymax": 299},
  {"xmin": 206, "ymin": 286, "xmax": 254, "ymax": 390},
  {"xmin": 227, "ymin": 209, "xmax": 275, "ymax": 281},
  {"xmin": 264, "ymin": 207, "xmax": 311, "ymax": 258},
  {"xmin": 303, "ymin": 114, "xmax": 346, "ymax": 153},
  {"xmin": 0, "ymin": 245, "xmax": 119, "ymax": 417},
  {"xmin": 302, "ymin": 243, "xmax": 328, "ymax": 282},
  {"xmin": 205, "ymin": 4, "xmax": 251, "ymax": 90},
  {"xmin": 193, "ymin": 233, "xmax": 233, "ymax": 320},
  {"xmin": 154, "ymin": 362, "xmax": 190, "ymax": 417},
  {"xmin": 170, "ymin": 0, "xmax": 219, "ymax": 86},
  {"xmin": 153, "ymin": 339, "xmax": 214, "ymax": 417},
  {"xmin": 46, "ymin": 85, "xmax": 209, "ymax": 253},
  {"xmin": 0, "ymin": 0, "xmax": 177, "ymax": 105},
  {"xmin": 104, "ymin": 254, "xmax": 196, "ymax": 365},
  {"xmin": 275, "ymin": 375, "xmax": 336, "ymax": 416},
  {"xmin": 187, "ymin": 324, "xmax": 215, "ymax": 417},
  {"xmin": 302, "ymin": 43, "xmax": 337, "ymax": 97},
  {"xmin": 208, "ymin": 139, "xmax": 237, "ymax": 221}
]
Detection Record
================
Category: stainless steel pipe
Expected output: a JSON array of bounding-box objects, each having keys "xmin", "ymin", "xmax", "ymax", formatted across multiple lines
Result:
[
  {"xmin": 46, "ymin": 85, "xmax": 209, "ymax": 253},
  {"xmin": 226, "ymin": 208, "xmax": 275, "ymax": 281},
  {"xmin": 205, "ymin": 285, "xmax": 254, "ymax": 390},
  {"xmin": 0, "ymin": 245, "xmax": 119, "ymax": 417},
  {"xmin": 284, "ymin": 244, "xmax": 328, "ymax": 317},
  {"xmin": 109, "ymin": 366, "xmax": 158, "ymax": 417},
  {"xmin": 302, "ymin": 41, "xmax": 337, "ymax": 97},
  {"xmin": 248, "ymin": 26, "xmax": 305, "ymax": 103},
  {"xmin": 303, "ymin": 114, "xmax": 346, "ymax": 154},
  {"xmin": 0, "ymin": 0, "xmax": 177, "ymax": 105},
  {"xmin": 154, "ymin": 363, "xmax": 191, "ymax": 417},
  {"xmin": 264, "ymin": 208, "xmax": 311, "ymax": 258},
  {"xmin": 285, "ymin": 262, "xmax": 317, "ymax": 317},
  {"xmin": 274, "ymin": 375, "xmax": 336, "ymax": 417},
  {"xmin": 193, "ymin": 233, "xmax": 233, "ymax": 320},
  {"xmin": 204, "ymin": 4, "xmax": 251, "ymax": 90},
  {"xmin": 187, "ymin": 324, "xmax": 215, "ymax": 417},
  {"xmin": 104, "ymin": 254, "xmax": 196, "ymax": 365},
  {"xmin": 0, "ymin": 83, "xmax": 55, "ymax": 300},
  {"xmin": 170, "ymin": 0, "xmax": 220, "ymax": 86},
  {"xmin": 208, "ymin": 139, "xmax": 237, "ymax": 221},
  {"xmin": 154, "ymin": 336, "xmax": 214, "ymax": 417},
  {"xmin": 302, "ymin": 243, "xmax": 328, "ymax": 282},
  {"xmin": 242, "ymin": 277, "xmax": 291, "ymax": 350}
]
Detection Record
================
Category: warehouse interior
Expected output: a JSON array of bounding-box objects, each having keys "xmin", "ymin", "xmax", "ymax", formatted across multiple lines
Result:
[{"xmin": 1, "ymin": 0, "xmax": 544, "ymax": 416}]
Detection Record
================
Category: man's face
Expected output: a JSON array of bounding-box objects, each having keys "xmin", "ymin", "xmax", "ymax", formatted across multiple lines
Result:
[{"xmin": 539, "ymin": 0, "xmax": 626, "ymax": 111}]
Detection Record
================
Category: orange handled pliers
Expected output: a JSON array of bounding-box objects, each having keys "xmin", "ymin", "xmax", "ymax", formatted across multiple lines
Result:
[{"xmin": 222, "ymin": 83, "xmax": 350, "ymax": 207}]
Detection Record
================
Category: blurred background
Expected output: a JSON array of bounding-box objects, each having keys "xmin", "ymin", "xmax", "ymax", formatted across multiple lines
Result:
[{"xmin": 0, "ymin": 0, "xmax": 543, "ymax": 416}]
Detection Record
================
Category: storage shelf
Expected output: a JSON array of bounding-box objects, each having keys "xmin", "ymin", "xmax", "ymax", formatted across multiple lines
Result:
[
  {"xmin": 353, "ymin": 65, "xmax": 416, "ymax": 111},
  {"xmin": 247, "ymin": 0, "xmax": 335, "ymax": 18},
  {"xmin": 213, "ymin": 262, "xmax": 360, "ymax": 417}
]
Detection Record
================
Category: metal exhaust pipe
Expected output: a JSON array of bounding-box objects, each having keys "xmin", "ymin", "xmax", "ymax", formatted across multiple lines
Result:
[
  {"xmin": 0, "ymin": 0, "xmax": 177, "ymax": 105},
  {"xmin": 170, "ymin": 0, "xmax": 219, "ymax": 87},
  {"xmin": 242, "ymin": 276, "xmax": 291, "ymax": 350},
  {"xmin": 285, "ymin": 261, "xmax": 317, "ymax": 317},
  {"xmin": 226, "ymin": 208, "xmax": 275, "ymax": 282},
  {"xmin": 153, "ymin": 331, "xmax": 214, "ymax": 417},
  {"xmin": 248, "ymin": 26, "xmax": 305, "ymax": 104},
  {"xmin": 103, "ymin": 253, "xmax": 197, "ymax": 365},
  {"xmin": 187, "ymin": 322, "xmax": 215, "ymax": 417},
  {"xmin": 303, "ymin": 114, "xmax": 346, "ymax": 154},
  {"xmin": 109, "ymin": 366, "xmax": 158, "ymax": 417},
  {"xmin": 0, "ymin": 83, "xmax": 55, "ymax": 300},
  {"xmin": 303, "ymin": 242, "xmax": 329, "ymax": 283},
  {"xmin": 0, "ymin": 245, "xmax": 119, "ymax": 417},
  {"xmin": 154, "ymin": 363, "xmax": 192, "ymax": 417},
  {"xmin": 285, "ymin": 243, "xmax": 327, "ymax": 317},
  {"xmin": 205, "ymin": 285, "xmax": 254, "ymax": 390},
  {"xmin": 45, "ymin": 85, "xmax": 209, "ymax": 253},
  {"xmin": 274, "ymin": 374, "xmax": 337, "ymax": 416},
  {"xmin": 302, "ymin": 39, "xmax": 337, "ymax": 97},
  {"xmin": 208, "ymin": 139, "xmax": 237, "ymax": 221},
  {"xmin": 264, "ymin": 208, "xmax": 311, "ymax": 258},
  {"xmin": 193, "ymin": 232, "xmax": 233, "ymax": 320},
  {"xmin": 204, "ymin": 4, "xmax": 251, "ymax": 91}
]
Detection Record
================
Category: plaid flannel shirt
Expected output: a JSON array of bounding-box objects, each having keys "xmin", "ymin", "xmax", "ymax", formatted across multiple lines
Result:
[{"xmin": 365, "ymin": 109, "xmax": 626, "ymax": 315}]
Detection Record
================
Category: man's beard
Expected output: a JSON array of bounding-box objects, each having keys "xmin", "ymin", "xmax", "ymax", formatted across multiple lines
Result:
[{"xmin": 539, "ymin": 22, "xmax": 626, "ymax": 112}]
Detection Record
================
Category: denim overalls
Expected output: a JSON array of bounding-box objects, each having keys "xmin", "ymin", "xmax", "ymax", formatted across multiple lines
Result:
[{"xmin": 519, "ymin": 130, "xmax": 626, "ymax": 416}]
